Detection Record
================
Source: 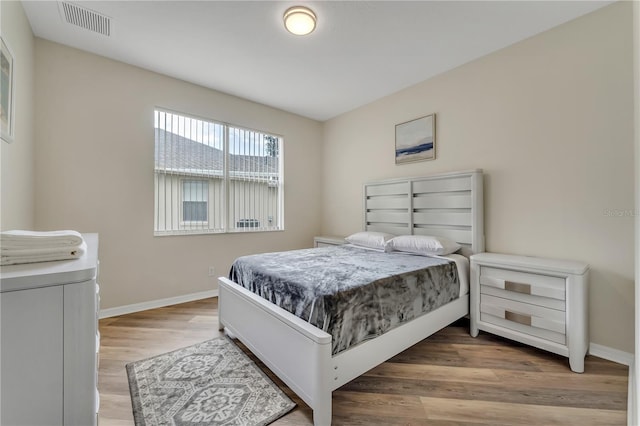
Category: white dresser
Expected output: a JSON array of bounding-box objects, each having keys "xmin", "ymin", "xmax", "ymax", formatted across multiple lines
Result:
[
  {"xmin": 0, "ymin": 233, "xmax": 100, "ymax": 425},
  {"xmin": 470, "ymin": 252, "xmax": 589, "ymax": 373}
]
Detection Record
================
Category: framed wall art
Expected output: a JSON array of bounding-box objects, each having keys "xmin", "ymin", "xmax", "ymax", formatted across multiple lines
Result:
[
  {"xmin": 1, "ymin": 36, "xmax": 15, "ymax": 143},
  {"xmin": 395, "ymin": 114, "xmax": 435, "ymax": 164}
]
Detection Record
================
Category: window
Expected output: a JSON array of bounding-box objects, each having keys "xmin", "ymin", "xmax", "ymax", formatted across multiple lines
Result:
[
  {"xmin": 154, "ymin": 109, "xmax": 283, "ymax": 235},
  {"xmin": 182, "ymin": 180, "xmax": 208, "ymax": 222}
]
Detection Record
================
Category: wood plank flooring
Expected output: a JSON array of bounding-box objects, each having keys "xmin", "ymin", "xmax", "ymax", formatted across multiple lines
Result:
[{"xmin": 98, "ymin": 298, "xmax": 628, "ymax": 425}]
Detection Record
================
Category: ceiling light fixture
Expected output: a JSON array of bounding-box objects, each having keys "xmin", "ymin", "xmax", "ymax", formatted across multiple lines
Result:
[{"xmin": 283, "ymin": 6, "xmax": 316, "ymax": 36}]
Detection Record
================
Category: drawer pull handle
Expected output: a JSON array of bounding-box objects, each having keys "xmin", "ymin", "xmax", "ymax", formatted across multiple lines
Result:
[
  {"xmin": 505, "ymin": 311, "xmax": 532, "ymax": 326},
  {"xmin": 505, "ymin": 281, "xmax": 531, "ymax": 295}
]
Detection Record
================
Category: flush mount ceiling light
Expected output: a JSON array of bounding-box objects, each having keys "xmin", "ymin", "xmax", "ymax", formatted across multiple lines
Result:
[{"xmin": 283, "ymin": 6, "xmax": 317, "ymax": 36}]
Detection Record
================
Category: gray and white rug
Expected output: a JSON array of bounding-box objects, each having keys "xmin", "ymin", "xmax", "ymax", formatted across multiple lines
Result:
[{"xmin": 126, "ymin": 337, "xmax": 296, "ymax": 426}]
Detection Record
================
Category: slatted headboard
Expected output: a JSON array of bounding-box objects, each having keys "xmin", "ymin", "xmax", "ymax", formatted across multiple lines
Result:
[{"xmin": 364, "ymin": 169, "xmax": 484, "ymax": 256}]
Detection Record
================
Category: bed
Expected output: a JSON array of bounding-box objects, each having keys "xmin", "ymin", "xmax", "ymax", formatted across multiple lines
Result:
[{"xmin": 218, "ymin": 169, "xmax": 484, "ymax": 425}]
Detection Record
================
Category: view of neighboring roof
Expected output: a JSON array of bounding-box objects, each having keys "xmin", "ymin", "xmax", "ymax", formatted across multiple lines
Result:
[{"xmin": 154, "ymin": 128, "xmax": 279, "ymax": 177}]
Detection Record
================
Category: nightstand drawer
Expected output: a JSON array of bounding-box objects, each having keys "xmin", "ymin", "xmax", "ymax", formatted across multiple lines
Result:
[
  {"xmin": 316, "ymin": 241, "xmax": 337, "ymax": 248},
  {"xmin": 480, "ymin": 285, "xmax": 565, "ymax": 311},
  {"xmin": 480, "ymin": 266, "xmax": 565, "ymax": 301},
  {"xmin": 480, "ymin": 294, "xmax": 566, "ymax": 343}
]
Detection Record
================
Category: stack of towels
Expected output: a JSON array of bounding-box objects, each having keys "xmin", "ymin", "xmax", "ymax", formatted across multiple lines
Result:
[{"xmin": 1, "ymin": 230, "xmax": 86, "ymax": 266}]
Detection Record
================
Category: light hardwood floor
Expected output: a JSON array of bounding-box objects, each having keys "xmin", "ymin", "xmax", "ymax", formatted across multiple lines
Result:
[{"xmin": 98, "ymin": 298, "xmax": 628, "ymax": 425}]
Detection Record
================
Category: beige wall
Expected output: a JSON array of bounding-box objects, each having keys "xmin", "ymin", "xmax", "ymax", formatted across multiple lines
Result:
[
  {"xmin": 322, "ymin": 3, "xmax": 635, "ymax": 353},
  {"xmin": 0, "ymin": 0, "xmax": 35, "ymax": 229},
  {"xmin": 34, "ymin": 39, "xmax": 323, "ymax": 309},
  {"xmin": 13, "ymin": 1, "xmax": 636, "ymax": 354}
]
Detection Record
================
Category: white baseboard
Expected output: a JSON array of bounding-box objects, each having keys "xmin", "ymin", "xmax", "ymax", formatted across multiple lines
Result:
[
  {"xmin": 589, "ymin": 342, "xmax": 634, "ymax": 366},
  {"xmin": 99, "ymin": 290, "xmax": 218, "ymax": 319}
]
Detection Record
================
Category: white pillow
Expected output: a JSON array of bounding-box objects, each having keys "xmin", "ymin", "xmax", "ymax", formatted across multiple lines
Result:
[
  {"xmin": 387, "ymin": 234, "xmax": 461, "ymax": 256},
  {"xmin": 345, "ymin": 231, "xmax": 395, "ymax": 252}
]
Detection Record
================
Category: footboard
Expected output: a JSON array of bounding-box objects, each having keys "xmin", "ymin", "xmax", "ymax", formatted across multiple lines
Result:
[
  {"xmin": 218, "ymin": 278, "xmax": 469, "ymax": 426},
  {"xmin": 218, "ymin": 277, "xmax": 333, "ymax": 425}
]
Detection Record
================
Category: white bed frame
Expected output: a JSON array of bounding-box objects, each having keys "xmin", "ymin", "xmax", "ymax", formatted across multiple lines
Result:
[{"xmin": 218, "ymin": 169, "xmax": 484, "ymax": 425}]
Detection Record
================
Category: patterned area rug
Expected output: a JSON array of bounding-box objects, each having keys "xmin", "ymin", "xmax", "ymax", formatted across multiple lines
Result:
[{"xmin": 126, "ymin": 337, "xmax": 295, "ymax": 426}]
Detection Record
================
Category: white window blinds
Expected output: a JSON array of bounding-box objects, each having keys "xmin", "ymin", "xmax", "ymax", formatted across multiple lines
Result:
[{"xmin": 154, "ymin": 109, "xmax": 283, "ymax": 235}]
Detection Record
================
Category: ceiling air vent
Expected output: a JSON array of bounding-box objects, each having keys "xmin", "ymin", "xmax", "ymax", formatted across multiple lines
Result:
[{"xmin": 58, "ymin": 2, "xmax": 111, "ymax": 36}]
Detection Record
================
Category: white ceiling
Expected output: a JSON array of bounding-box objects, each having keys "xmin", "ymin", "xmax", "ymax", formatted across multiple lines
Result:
[{"xmin": 22, "ymin": 1, "xmax": 612, "ymax": 121}]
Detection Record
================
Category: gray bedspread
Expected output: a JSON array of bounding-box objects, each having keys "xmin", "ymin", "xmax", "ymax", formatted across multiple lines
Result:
[{"xmin": 229, "ymin": 245, "xmax": 460, "ymax": 355}]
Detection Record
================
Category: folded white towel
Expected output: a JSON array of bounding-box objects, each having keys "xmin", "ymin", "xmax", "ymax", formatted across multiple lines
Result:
[
  {"xmin": 1, "ymin": 245, "xmax": 87, "ymax": 257},
  {"xmin": 1, "ymin": 241, "xmax": 87, "ymax": 266},
  {"xmin": 0, "ymin": 230, "xmax": 84, "ymax": 250}
]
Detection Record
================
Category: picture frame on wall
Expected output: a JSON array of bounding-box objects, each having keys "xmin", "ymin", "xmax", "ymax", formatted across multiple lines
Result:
[
  {"xmin": 395, "ymin": 114, "xmax": 435, "ymax": 164},
  {"xmin": 1, "ymin": 36, "xmax": 15, "ymax": 143}
]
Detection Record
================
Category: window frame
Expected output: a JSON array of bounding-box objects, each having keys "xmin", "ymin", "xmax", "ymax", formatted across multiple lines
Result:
[{"xmin": 154, "ymin": 108, "xmax": 284, "ymax": 237}]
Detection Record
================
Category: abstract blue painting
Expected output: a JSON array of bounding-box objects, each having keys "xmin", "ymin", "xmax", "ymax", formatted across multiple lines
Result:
[{"xmin": 395, "ymin": 114, "xmax": 435, "ymax": 164}]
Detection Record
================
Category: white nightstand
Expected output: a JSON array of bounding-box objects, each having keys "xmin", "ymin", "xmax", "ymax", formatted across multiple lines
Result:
[
  {"xmin": 313, "ymin": 236, "xmax": 346, "ymax": 247},
  {"xmin": 470, "ymin": 252, "xmax": 589, "ymax": 373}
]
